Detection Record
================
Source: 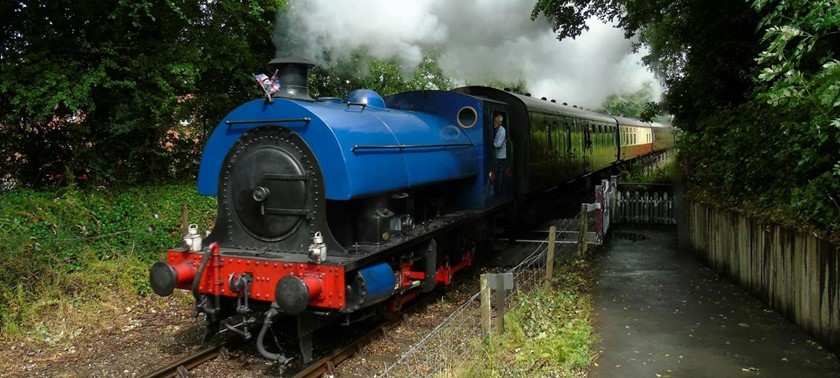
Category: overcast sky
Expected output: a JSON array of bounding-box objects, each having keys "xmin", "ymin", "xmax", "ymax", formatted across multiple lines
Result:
[{"xmin": 277, "ymin": 0, "xmax": 661, "ymax": 108}]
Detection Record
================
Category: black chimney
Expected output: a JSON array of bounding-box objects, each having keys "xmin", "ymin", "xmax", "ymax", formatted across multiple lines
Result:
[{"xmin": 267, "ymin": 57, "xmax": 316, "ymax": 101}]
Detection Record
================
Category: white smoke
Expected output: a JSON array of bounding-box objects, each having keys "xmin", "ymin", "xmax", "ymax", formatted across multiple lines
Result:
[{"xmin": 278, "ymin": 0, "xmax": 661, "ymax": 108}]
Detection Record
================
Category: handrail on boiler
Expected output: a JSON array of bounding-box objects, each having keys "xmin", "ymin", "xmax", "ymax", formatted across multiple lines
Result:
[
  {"xmin": 351, "ymin": 143, "xmax": 473, "ymax": 152},
  {"xmin": 225, "ymin": 117, "xmax": 311, "ymax": 129}
]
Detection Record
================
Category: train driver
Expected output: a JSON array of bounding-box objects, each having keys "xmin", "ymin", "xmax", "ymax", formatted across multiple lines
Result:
[{"xmin": 493, "ymin": 113, "xmax": 507, "ymax": 195}]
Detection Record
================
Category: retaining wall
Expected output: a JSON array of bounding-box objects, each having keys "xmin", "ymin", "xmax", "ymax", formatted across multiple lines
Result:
[{"xmin": 687, "ymin": 201, "xmax": 839, "ymax": 355}]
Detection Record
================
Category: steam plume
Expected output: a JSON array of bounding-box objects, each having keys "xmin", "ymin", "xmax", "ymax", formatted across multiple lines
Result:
[{"xmin": 276, "ymin": 0, "xmax": 660, "ymax": 108}]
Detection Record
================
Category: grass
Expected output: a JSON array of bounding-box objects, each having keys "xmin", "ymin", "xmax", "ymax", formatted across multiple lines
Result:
[
  {"xmin": 456, "ymin": 259, "xmax": 595, "ymax": 377},
  {"xmin": 0, "ymin": 183, "xmax": 216, "ymax": 342}
]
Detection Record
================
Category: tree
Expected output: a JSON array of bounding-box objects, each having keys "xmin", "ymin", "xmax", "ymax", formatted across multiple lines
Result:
[
  {"xmin": 533, "ymin": 0, "xmax": 766, "ymax": 130},
  {"xmin": 751, "ymin": 0, "xmax": 840, "ymax": 231},
  {"xmin": 0, "ymin": 0, "xmax": 282, "ymax": 187},
  {"xmin": 599, "ymin": 81, "xmax": 658, "ymax": 119},
  {"xmin": 307, "ymin": 51, "xmax": 453, "ymax": 100},
  {"xmin": 533, "ymin": 0, "xmax": 840, "ymax": 235}
]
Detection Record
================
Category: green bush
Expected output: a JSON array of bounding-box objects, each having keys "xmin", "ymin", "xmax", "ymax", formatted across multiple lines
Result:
[
  {"xmin": 621, "ymin": 158, "xmax": 679, "ymax": 184},
  {"xmin": 679, "ymin": 101, "xmax": 839, "ymax": 238},
  {"xmin": 0, "ymin": 183, "xmax": 216, "ymax": 336}
]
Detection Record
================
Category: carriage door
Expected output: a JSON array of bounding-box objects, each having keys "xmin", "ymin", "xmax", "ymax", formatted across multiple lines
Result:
[
  {"xmin": 564, "ymin": 120, "xmax": 573, "ymax": 176},
  {"xmin": 551, "ymin": 120, "xmax": 563, "ymax": 177},
  {"xmin": 583, "ymin": 121, "xmax": 593, "ymax": 173}
]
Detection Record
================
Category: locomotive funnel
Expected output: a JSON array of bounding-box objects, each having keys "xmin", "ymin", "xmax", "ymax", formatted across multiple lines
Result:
[{"xmin": 268, "ymin": 57, "xmax": 316, "ymax": 101}]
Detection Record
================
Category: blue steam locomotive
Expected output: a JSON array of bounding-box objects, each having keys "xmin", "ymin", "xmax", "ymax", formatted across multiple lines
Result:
[{"xmin": 149, "ymin": 58, "xmax": 674, "ymax": 363}]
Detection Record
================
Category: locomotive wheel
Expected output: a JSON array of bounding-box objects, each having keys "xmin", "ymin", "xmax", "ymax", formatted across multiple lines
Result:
[{"xmin": 377, "ymin": 296, "xmax": 403, "ymax": 320}]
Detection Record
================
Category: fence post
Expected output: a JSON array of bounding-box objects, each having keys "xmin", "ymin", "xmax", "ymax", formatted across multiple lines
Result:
[
  {"xmin": 579, "ymin": 204, "xmax": 588, "ymax": 256},
  {"xmin": 602, "ymin": 179, "xmax": 611, "ymax": 235},
  {"xmin": 495, "ymin": 276, "xmax": 505, "ymax": 335},
  {"xmin": 610, "ymin": 176, "xmax": 618, "ymax": 224},
  {"xmin": 546, "ymin": 225, "xmax": 556, "ymax": 286},
  {"xmin": 633, "ymin": 191, "xmax": 640, "ymax": 224},
  {"xmin": 480, "ymin": 274, "xmax": 491, "ymax": 338},
  {"xmin": 594, "ymin": 184, "xmax": 604, "ymax": 244}
]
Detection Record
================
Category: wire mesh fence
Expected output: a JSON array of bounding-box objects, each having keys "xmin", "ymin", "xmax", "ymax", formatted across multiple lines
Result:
[{"xmin": 380, "ymin": 215, "xmax": 582, "ymax": 377}]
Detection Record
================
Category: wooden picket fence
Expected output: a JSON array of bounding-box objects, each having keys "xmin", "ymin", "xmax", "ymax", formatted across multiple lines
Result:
[
  {"xmin": 583, "ymin": 179, "xmax": 676, "ymax": 246},
  {"xmin": 611, "ymin": 187, "xmax": 676, "ymax": 225}
]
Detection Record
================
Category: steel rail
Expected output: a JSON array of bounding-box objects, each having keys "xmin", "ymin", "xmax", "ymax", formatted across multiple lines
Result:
[
  {"xmin": 140, "ymin": 342, "xmax": 230, "ymax": 378},
  {"xmin": 293, "ymin": 318, "xmax": 401, "ymax": 378},
  {"xmin": 293, "ymin": 292, "xmax": 442, "ymax": 378}
]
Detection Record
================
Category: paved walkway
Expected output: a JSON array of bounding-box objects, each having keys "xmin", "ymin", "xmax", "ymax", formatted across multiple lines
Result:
[{"xmin": 590, "ymin": 226, "xmax": 840, "ymax": 377}]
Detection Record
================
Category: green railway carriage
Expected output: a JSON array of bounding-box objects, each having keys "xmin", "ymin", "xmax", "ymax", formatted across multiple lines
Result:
[
  {"xmin": 455, "ymin": 87, "xmax": 663, "ymax": 196},
  {"xmin": 454, "ymin": 87, "xmax": 674, "ymax": 201}
]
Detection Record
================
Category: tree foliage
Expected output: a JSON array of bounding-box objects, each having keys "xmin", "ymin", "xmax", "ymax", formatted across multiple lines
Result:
[
  {"xmin": 307, "ymin": 51, "xmax": 453, "ymax": 100},
  {"xmin": 0, "ymin": 0, "xmax": 282, "ymax": 187},
  {"xmin": 534, "ymin": 0, "xmax": 840, "ymax": 235},
  {"xmin": 750, "ymin": 0, "xmax": 840, "ymax": 233},
  {"xmin": 599, "ymin": 81, "xmax": 660, "ymax": 120},
  {"xmin": 754, "ymin": 1, "xmax": 840, "ymax": 115},
  {"xmin": 534, "ymin": 0, "xmax": 765, "ymax": 130}
]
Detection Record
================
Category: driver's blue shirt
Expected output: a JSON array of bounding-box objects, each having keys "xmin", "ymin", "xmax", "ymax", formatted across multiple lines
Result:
[{"xmin": 493, "ymin": 126, "xmax": 506, "ymax": 159}]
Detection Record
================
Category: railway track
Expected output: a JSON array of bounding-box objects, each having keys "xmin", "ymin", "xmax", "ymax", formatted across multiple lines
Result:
[
  {"xmin": 289, "ymin": 289, "xmax": 450, "ymax": 377},
  {"xmin": 140, "ymin": 341, "xmax": 234, "ymax": 378},
  {"xmin": 292, "ymin": 316, "xmax": 404, "ymax": 378},
  {"xmin": 139, "ymin": 291, "xmax": 444, "ymax": 378}
]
